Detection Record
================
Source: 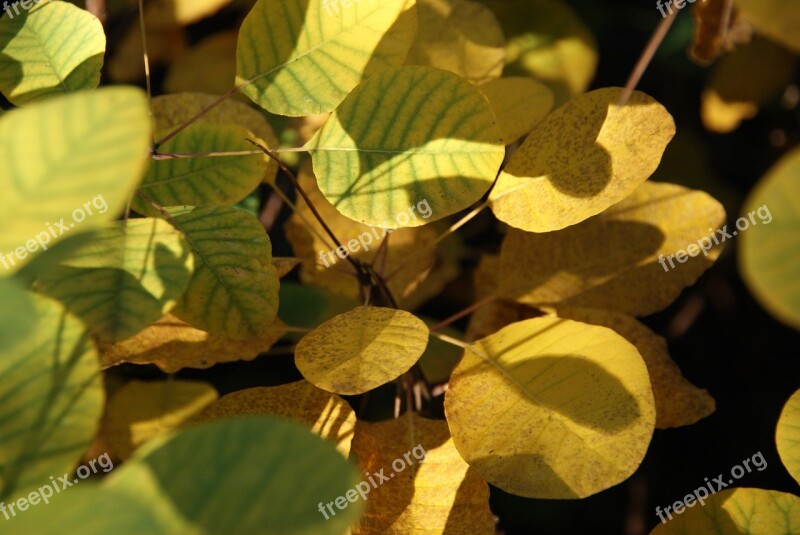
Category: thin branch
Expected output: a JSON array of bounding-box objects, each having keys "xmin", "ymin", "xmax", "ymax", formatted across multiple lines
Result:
[
  {"xmin": 152, "ymin": 150, "xmax": 264, "ymax": 160},
  {"xmin": 430, "ymin": 295, "xmax": 497, "ymax": 333},
  {"xmin": 618, "ymin": 8, "xmax": 678, "ymax": 106},
  {"xmin": 267, "ymin": 182, "xmax": 337, "ymax": 253},
  {"xmin": 136, "ymin": 0, "xmax": 152, "ymax": 110}
]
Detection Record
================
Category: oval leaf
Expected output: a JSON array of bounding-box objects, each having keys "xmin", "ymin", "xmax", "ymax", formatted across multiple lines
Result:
[{"xmin": 295, "ymin": 306, "xmax": 430, "ymax": 394}]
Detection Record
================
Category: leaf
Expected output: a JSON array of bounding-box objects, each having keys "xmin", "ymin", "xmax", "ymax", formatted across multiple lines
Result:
[
  {"xmin": 480, "ymin": 76, "xmax": 554, "ymax": 144},
  {"xmin": 481, "ymin": 0, "xmax": 597, "ymax": 104},
  {"xmin": 193, "ymin": 381, "xmax": 356, "ymax": 456},
  {"xmin": 554, "ymin": 308, "xmax": 714, "ymax": 429},
  {"xmin": 150, "ymin": 92, "xmax": 280, "ymax": 184},
  {"xmin": 143, "ymin": 0, "xmax": 233, "ymax": 27},
  {"xmin": 689, "ymin": 0, "xmax": 749, "ymax": 65},
  {"xmin": 295, "ymin": 306, "xmax": 429, "ymax": 395},
  {"xmin": 99, "ymin": 314, "xmax": 287, "ymax": 372},
  {"xmin": 106, "ymin": 417, "xmax": 363, "ymax": 535},
  {"xmin": 444, "ymin": 317, "xmax": 655, "ymax": 499},
  {"xmin": 105, "ymin": 379, "xmax": 219, "ymax": 460},
  {"xmin": 0, "ymin": 1, "xmax": 105, "ymax": 105},
  {"xmin": 0, "ymin": 294, "xmax": 103, "ymax": 502},
  {"xmin": 169, "ymin": 206, "xmax": 280, "ymax": 340},
  {"xmin": 308, "ymin": 66, "xmax": 505, "ymax": 227},
  {"xmin": 489, "ymin": 88, "xmax": 675, "ymax": 233},
  {"xmin": 649, "ymin": 488, "xmax": 800, "ymax": 535},
  {"xmin": 416, "ymin": 324, "xmax": 463, "ymax": 385},
  {"xmin": 737, "ymin": 0, "xmax": 800, "ymax": 54},
  {"xmin": 236, "ymin": 0, "xmax": 417, "ymax": 116},
  {"xmin": 283, "ymin": 162, "xmax": 439, "ymax": 301},
  {"xmin": 0, "ymin": 88, "xmax": 151, "ymax": 274},
  {"xmin": 107, "ymin": 23, "xmax": 186, "ymax": 83},
  {"xmin": 278, "ymin": 281, "xmax": 358, "ymax": 340},
  {"xmin": 164, "ymin": 30, "xmax": 238, "ymax": 96},
  {"xmin": 350, "ymin": 413, "xmax": 494, "ymax": 534},
  {"xmin": 739, "ymin": 148, "xmax": 800, "ymax": 330},
  {"xmin": 497, "ymin": 182, "xmax": 727, "ymax": 316},
  {"xmin": 0, "ymin": 277, "xmax": 36, "ymax": 343},
  {"xmin": 405, "ymin": 0, "xmax": 505, "ymax": 85},
  {"xmin": 776, "ymin": 388, "xmax": 800, "ymax": 486},
  {"xmin": 34, "ymin": 218, "xmax": 194, "ymax": 342},
  {"xmin": 701, "ymin": 37, "xmax": 797, "ymax": 133},
  {"xmin": 133, "ymin": 124, "xmax": 267, "ymax": 217}
]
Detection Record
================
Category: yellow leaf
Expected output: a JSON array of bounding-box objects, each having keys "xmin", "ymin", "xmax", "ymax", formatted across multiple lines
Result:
[
  {"xmin": 144, "ymin": 0, "xmax": 233, "ymax": 27},
  {"xmin": 445, "ymin": 317, "xmax": 655, "ymax": 499},
  {"xmin": 236, "ymin": 0, "xmax": 418, "ymax": 116},
  {"xmin": 480, "ymin": 77, "xmax": 554, "ymax": 144},
  {"xmin": 737, "ymin": 0, "xmax": 800, "ymax": 53},
  {"xmin": 554, "ymin": 308, "xmax": 714, "ymax": 429},
  {"xmin": 272, "ymin": 257, "xmax": 301, "ymax": 278},
  {"xmin": 350, "ymin": 413, "xmax": 494, "ymax": 534},
  {"xmin": 497, "ymin": 182, "xmax": 727, "ymax": 316},
  {"xmin": 405, "ymin": 0, "xmax": 505, "ymax": 85},
  {"xmin": 649, "ymin": 488, "xmax": 800, "ymax": 535},
  {"xmin": 701, "ymin": 37, "xmax": 796, "ymax": 133},
  {"xmin": 99, "ymin": 314, "xmax": 287, "ymax": 373},
  {"xmin": 105, "ymin": 380, "xmax": 218, "ymax": 460},
  {"xmin": 192, "ymin": 382, "xmax": 356, "ymax": 456},
  {"xmin": 490, "ymin": 87, "xmax": 675, "ymax": 232},
  {"xmin": 165, "ymin": 30, "xmax": 238, "ymax": 97},
  {"xmin": 295, "ymin": 306, "xmax": 429, "ymax": 395},
  {"xmin": 776, "ymin": 388, "xmax": 800, "ymax": 486}
]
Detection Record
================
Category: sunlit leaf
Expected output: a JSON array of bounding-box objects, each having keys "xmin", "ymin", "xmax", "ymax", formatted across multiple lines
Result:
[
  {"xmin": 0, "ymin": 88, "xmax": 151, "ymax": 274},
  {"xmin": 193, "ymin": 381, "xmax": 356, "ymax": 456},
  {"xmin": 308, "ymin": 66, "xmax": 505, "ymax": 227},
  {"xmin": 739, "ymin": 148, "xmax": 800, "ymax": 330},
  {"xmin": 497, "ymin": 182, "xmax": 727, "ymax": 316},
  {"xmin": 445, "ymin": 317, "xmax": 655, "ymax": 498},
  {"xmin": 405, "ymin": 0, "xmax": 505, "ymax": 85},
  {"xmin": 236, "ymin": 0, "xmax": 417, "ymax": 116},
  {"xmin": 480, "ymin": 76, "xmax": 554, "ymax": 144},
  {"xmin": 295, "ymin": 306, "xmax": 429, "ymax": 395},
  {"xmin": 649, "ymin": 488, "xmax": 800, "ymax": 535},
  {"xmin": 0, "ymin": 1, "xmax": 105, "ymax": 105},
  {"xmin": 351, "ymin": 413, "xmax": 494, "ymax": 534},
  {"xmin": 490, "ymin": 88, "xmax": 675, "ymax": 233}
]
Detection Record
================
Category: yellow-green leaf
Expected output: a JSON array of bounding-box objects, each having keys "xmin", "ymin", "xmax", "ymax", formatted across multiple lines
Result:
[
  {"xmin": 236, "ymin": 0, "xmax": 417, "ymax": 116},
  {"xmin": 405, "ymin": 0, "xmax": 505, "ymax": 85},
  {"xmin": 295, "ymin": 306, "xmax": 429, "ymax": 394},
  {"xmin": 105, "ymin": 380, "xmax": 218, "ymax": 459},
  {"xmin": 0, "ymin": 1, "xmax": 105, "ymax": 105},
  {"xmin": 736, "ymin": 0, "xmax": 800, "ymax": 53},
  {"xmin": 0, "ymin": 88, "xmax": 151, "ymax": 275},
  {"xmin": 480, "ymin": 76, "xmax": 554, "ymax": 144},
  {"xmin": 649, "ymin": 488, "xmax": 800, "ymax": 535},
  {"xmin": 170, "ymin": 206, "xmax": 280, "ymax": 340},
  {"xmin": 99, "ymin": 314, "xmax": 287, "ymax": 372},
  {"xmin": 193, "ymin": 381, "xmax": 356, "ymax": 456},
  {"xmin": 776, "ymin": 388, "xmax": 800, "ymax": 486},
  {"xmin": 34, "ymin": 219, "xmax": 194, "ymax": 342},
  {"xmin": 490, "ymin": 88, "xmax": 675, "ymax": 233},
  {"xmin": 739, "ymin": 148, "xmax": 800, "ymax": 331},
  {"xmin": 351, "ymin": 413, "xmax": 494, "ymax": 534},
  {"xmin": 497, "ymin": 182, "xmax": 727, "ymax": 316},
  {"xmin": 308, "ymin": 66, "xmax": 505, "ymax": 227},
  {"xmin": 444, "ymin": 317, "xmax": 655, "ymax": 499},
  {"xmin": 0, "ymin": 294, "xmax": 103, "ymax": 502}
]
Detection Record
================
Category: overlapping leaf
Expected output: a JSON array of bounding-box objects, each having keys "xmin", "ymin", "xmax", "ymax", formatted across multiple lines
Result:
[
  {"xmin": 490, "ymin": 88, "xmax": 675, "ymax": 233},
  {"xmin": 445, "ymin": 317, "xmax": 655, "ymax": 498},
  {"xmin": 295, "ymin": 306, "xmax": 429, "ymax": 394},
  {"xmin": 308, "ymin": 66, "xmax": 505, "ymax": 227},
  {"xmin": 480, "ymin": 76, "xmax": 554, "ymax": 143},
  {"xmin": 236, "ymin": 0, "xmax": 417, "ymax": 116},
  {"xmin": 0, "ymin": 1, "xmax": 105, "ymax": 105}
]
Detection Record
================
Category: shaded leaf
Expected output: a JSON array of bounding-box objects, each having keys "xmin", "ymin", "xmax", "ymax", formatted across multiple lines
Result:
[
  {"xmin": 737, "ymin": 0, "xmax": 800, "ymax": 53},
  {"xmin": 480, "ymin": 76, "xmax": 554, "ymax": 143},
  {"xmin": 776, "ymin": 388, "xmax": 800, "ymax": 486}
]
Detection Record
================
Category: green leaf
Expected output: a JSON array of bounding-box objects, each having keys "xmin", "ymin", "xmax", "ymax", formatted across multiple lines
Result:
[
  {"xmin": 34, "ymin": 219, "xmax": 194, "ymax": 342},
  {"xmin": 308, "ymin": 66, "xmax": 505, "ymax": 228},
  {"xmin": 0, "ymin": 1, "xmax": 105, "ymax": 105},
  {"xmin": 739, "ymin": 147, "xmax": 800, "ymax": 331},
  {"xmin": 776, "ymin": 388, "xmax": 800, "ymax": 486},
  {"xmin": 0, "ymin": 87, "xmax": 151, "ymax": 275},
  {"xmin": 134, "ymin": 123, "xmax": 267, "ymax": 217},
  {"xmin": 106, "ymin": 417, "xmax": 363, "ymax": 535},
  {"xmin": 0, "ymin": 294, "xmax": 103, "ymax": 502},
  {"xmin": 0, "ymin": 277, "xmax": 36, "ymax": 343},
  {"xmin": 170, "ymin": 206, "xmax": 280, "ymax": 340},
  {"xmin": 444, "ymin": 317, "xmax": 655, "ymax": 499},
  {"xmin": 236, "ymin": 0, "xmax": 417, "ymax": 116},
  {"xmin": 295, "ymin": 306, "xmax": 430, "ymax": 395}
]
